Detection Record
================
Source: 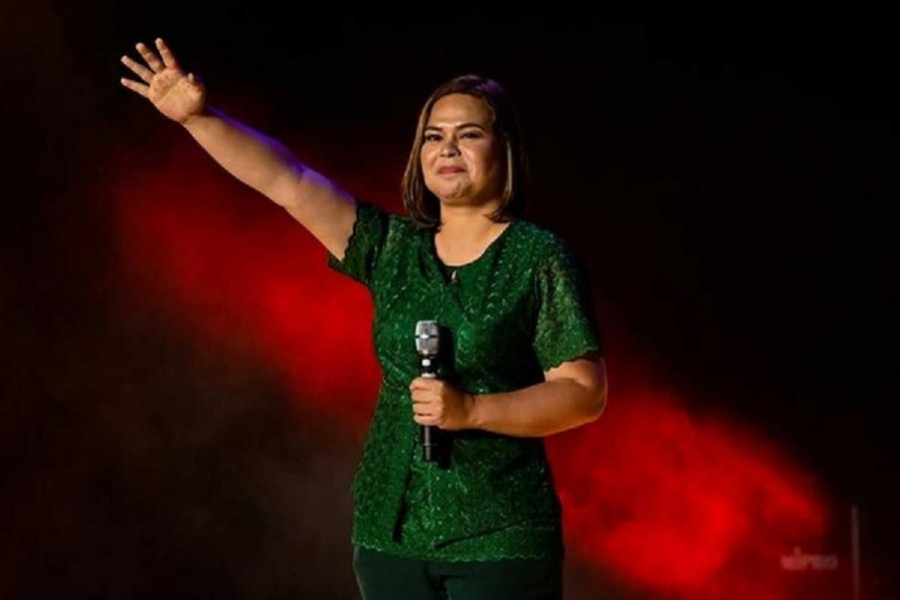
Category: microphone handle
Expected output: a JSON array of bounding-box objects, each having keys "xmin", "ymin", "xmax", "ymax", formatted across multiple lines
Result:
[
  {"xmin": 421, "ymin": 424, "xmax": 438, "ymax": 462},
  {"xmin": 420, "ymin": 359, "xmax": 439, "ymax": 462}
]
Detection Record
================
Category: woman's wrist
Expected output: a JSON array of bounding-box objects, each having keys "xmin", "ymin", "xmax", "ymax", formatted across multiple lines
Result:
[
  {"xmin": 465, "ymin": 392, "xmax": 482, "ymax": 429},
  {"xmin": 180, "ymin": 105, "xmax": 212, "ymax": 129}
]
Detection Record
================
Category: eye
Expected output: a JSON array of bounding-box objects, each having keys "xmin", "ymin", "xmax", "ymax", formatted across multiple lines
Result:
[
  {"xmin": 460, "ymin": 130, "xmax": 483, "ymax": 140},
  {"xmin": 423, "ymin": 132, "xmax": 442, "ymax": 143}
]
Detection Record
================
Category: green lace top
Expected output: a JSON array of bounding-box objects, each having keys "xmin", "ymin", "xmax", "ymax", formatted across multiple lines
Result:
[{"xmin": 327, "ymin": 201, "xmax": 602, "ymax": 562}]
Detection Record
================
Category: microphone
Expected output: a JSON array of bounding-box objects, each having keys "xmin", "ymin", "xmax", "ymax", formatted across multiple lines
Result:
[{"xmin": 415, "ymin": 320, "xmax": 440, "ymax": 462}]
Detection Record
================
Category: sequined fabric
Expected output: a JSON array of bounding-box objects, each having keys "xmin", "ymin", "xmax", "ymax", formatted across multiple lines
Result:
[{"xmin": 327, "ymin": 201, "xmax": 602, "ymax": 561}]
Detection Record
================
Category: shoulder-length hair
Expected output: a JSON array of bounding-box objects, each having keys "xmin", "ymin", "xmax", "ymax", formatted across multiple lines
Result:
[{"xmin": 401, "ymin": 74, "xmax": 530, "ymax": 228}]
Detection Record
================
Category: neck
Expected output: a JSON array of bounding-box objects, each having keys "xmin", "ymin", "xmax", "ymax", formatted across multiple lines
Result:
[
  {"xmin": 434, "ymin": 203, "xmax": 511, "ymax": 267},
  {"xmin": 439, "ymin": 205, "xmax": 497, "ymax": 239}
]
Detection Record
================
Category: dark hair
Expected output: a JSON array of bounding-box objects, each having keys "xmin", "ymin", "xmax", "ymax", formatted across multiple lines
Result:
[{"xmin": 401, "ymin": 74, "xmax": 530, "ymax": 228}]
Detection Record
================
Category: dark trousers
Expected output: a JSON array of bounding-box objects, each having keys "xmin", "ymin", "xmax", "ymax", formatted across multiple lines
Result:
[{"xmin": 353, "ymin": 547, "xmax": 563, "ymax": 600}]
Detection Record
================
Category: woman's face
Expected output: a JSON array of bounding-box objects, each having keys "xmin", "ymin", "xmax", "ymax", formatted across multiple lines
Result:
[{"xmin": 420, "ymin": 93, "xmax": 505, "ymax": 208}]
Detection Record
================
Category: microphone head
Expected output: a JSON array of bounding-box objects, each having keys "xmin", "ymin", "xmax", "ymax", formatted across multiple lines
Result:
[{"xmin": 415, "ymin": 320, "xmax": 440, "ymax": 356}]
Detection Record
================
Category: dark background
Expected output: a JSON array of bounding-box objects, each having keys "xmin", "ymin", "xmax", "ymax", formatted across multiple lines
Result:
[{"xmin": 3, "ymin": 3, "xmax": 897, "ymax": 598}]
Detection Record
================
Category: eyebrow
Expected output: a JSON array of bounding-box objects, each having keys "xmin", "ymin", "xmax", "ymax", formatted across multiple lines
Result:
[{"xmin": 424, "ymin": 122, "xmax": 488, "ymax": 131}]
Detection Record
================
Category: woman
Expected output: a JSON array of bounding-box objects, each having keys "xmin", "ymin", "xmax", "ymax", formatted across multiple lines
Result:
[{"xmin": 121, "ymin": 38, "xmax": 608, "ymax": 599}]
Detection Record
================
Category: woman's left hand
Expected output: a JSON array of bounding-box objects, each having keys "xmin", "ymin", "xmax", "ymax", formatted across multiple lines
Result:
[{"xmin": 409, "ymin": 378, "xmax": 475, "ymax": 430}]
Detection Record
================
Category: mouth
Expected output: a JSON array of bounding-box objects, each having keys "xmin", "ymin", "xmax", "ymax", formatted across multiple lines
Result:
[{"xmin": 437, "ymin": 167, "xmax": 466, "ymax": 175}]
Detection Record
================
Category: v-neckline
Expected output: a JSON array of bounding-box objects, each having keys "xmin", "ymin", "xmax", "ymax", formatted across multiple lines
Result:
[{"xmin": 430, "ymin": 221, "xmax": 516, "ymax": 281}]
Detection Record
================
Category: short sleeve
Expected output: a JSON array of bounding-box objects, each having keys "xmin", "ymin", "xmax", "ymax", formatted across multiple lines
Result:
[
  {"xmin": 327, "ymin": 201, "xmax": 390, "ymax": 288},
  {"xmin": 532, "ymin": 240, "xmax": 603, "ymax": 371}
]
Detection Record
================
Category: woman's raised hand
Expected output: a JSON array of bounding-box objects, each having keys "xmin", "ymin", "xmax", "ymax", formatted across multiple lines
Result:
[{"xmin": 120, "ymin": 38, "xmax": 205, "ymax": 124}]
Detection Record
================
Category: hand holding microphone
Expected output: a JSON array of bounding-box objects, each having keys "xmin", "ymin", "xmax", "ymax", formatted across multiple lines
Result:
[
  {"xmin": 412, "ymin": 321, "xmax": 474, "ymax": 462},
  {"xmin": 414, "ymin": 320, "xmax": 441, "ymax": 462}
]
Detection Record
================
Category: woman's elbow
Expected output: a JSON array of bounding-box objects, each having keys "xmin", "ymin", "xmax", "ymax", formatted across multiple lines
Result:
[
  {"xmin": 580, "ymin": 359, "xmax": 608, "ymax": 423},
  {"xmin": 588, "ymin": 358, "xmax": 609, "ymax": 421},
  {"xmin": 583, "ymin": 384, "xmax": 607, "ymax": 422}
]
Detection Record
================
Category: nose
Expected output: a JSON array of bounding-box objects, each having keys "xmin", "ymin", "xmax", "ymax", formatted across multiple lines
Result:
[{"xmin": 438, "ymin": 138, "xmax": 459, "ymax": 157}]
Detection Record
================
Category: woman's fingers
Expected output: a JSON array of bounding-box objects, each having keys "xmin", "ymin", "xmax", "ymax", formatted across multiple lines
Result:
[
  {"xmin": 136, "ymin": 41, "xmax": 165, "ymax": 73},
  {"xmin": 119, "ymin": 76, "xmax": 149, "ymax": 98},
  {"xmin": 120, "ymin": 54, "xmax": 154, "ymax": 83},
  {"xmin": 412, "ymin": 396, "xmax": 437, "ymax": 419},
  {"xmin": 155, "ymin": 38, "xmax": 180, "ymax": 70}
]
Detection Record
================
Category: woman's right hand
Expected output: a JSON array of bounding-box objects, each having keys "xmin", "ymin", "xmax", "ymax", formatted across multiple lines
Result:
[{"xmin": 120, "ymin": 38, "xmax": 205, "ymax": 124}]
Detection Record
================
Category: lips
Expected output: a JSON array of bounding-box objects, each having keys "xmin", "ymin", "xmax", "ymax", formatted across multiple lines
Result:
[{"xmin": 437, "ymin": 166, "xmax": 466, "ymax": 175}]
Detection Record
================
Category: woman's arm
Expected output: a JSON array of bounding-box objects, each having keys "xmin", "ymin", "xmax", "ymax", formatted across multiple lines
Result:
[
  {"xmin": 410, "ymin": 356, "xmax": 608, "ymax": 437},
  {"xmin": 179, "ymin": 108, "xmax": 357, "ymax": 258},
  {"xmin": 120, "ymin": 38, "xmax": 356, "ymax": 259}
]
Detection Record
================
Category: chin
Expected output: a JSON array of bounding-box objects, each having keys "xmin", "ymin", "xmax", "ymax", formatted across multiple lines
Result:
[
  {"xmin": 431, "ymin": 185, "xmax": 471, "ymax": 202},
  {"xmin": 437, "ymin": 195, "xmax": 476, "ymax": 207}
]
